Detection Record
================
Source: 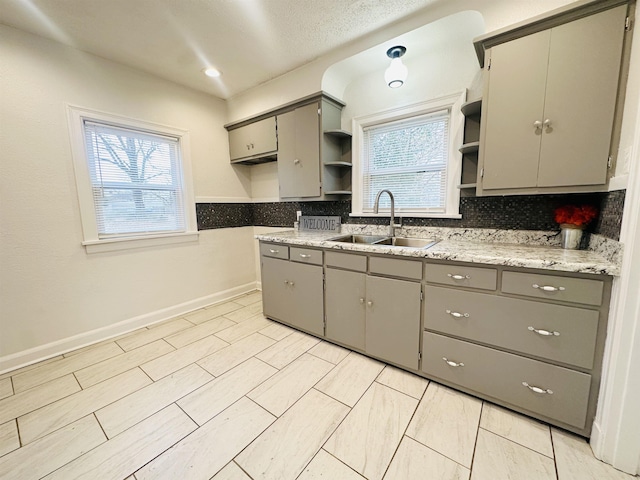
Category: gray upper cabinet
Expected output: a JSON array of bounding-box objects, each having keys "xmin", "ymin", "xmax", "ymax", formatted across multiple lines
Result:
[
  {"xmin": 227, "ymin": 116, "xmax": 277, "ymax": 164},
  {"xmin": 478, "ymin": 4, "xmax": 627, "ymax": 194}
]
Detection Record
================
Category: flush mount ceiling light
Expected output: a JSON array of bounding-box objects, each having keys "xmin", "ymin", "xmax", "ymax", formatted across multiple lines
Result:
[
  {"xmin": 203, "ymin": 67, "xmax": 221, "ymax": 78},
  {"xmin": 384, "ymin": 46, "xmax": 408, "ymax": 88}
]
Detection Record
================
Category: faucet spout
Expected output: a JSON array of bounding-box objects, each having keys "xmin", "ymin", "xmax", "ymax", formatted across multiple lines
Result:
[{"xmin": 373, "ymin": 189, "xmax": 398, "ymax": 237}]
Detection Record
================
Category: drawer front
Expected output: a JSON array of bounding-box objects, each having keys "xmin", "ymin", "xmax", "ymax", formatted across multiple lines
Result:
[
  {"xmin": 260, "ymin": 242, "xmax": 289, "ymax": 260},
  {"xmin": 290, "ymin": 247, "xmax": 323, "ymax": 265},
  {"xmin": 424, "ymin": 286, "xmax": 600, "ymax": 369},
  {"xmin": 422, "ymin": 332, "xmax": 591, "ymax": 428},
  {"xmin": 502, "ymin": 271, "xmax": 604, "ymax": 306},
  {"xmin": 369, "ymin": 256, "xmax": 422, "ymax": 281},
  {"xmin": 325, "ymin": 251, "xmax": 367, "ymax": 272},
  {"xmin": 426, "ymin": 263, "xmax": 497, "ymax": 291}
]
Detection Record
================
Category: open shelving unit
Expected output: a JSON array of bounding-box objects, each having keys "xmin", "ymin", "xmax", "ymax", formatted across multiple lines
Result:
[
  {"xmin": 323, "ymin": 129, "xmax": 352, "ymax": 195},
  {"xmin": 458, "ymin": 98, "xmax": 482, "ymax": 195}
]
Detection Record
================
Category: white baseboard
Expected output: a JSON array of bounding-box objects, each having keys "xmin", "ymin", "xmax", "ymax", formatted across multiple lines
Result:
[{"xmin": 0, "ymin": 281, "xmax": 258, "ymax": 375}]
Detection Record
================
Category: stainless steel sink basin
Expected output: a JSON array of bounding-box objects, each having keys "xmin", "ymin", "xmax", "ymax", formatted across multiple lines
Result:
[
  {"xmin": 329, "ymin": 234, "xmax": 437, "ymax": 249},
  {"xmin": 329, "ymin": 234, "xmax": 390, "ymax": 244}
]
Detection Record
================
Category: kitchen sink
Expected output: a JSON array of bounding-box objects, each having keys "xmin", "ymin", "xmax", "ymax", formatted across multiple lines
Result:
[
  {"xmin": 329, "ymin": 234, "xmax": 437, "ymax": 249},
  {"xmin": 329, "ymin": 234, "xmax": 390, "ymax": 244}
]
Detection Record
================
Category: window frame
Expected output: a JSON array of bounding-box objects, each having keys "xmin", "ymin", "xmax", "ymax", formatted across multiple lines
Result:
[
  {"xmin": 67, "ymin": 105, "xmax": 198, "ymax": 253},
  {"xmin": 351, "ymin": 91, "xmax": 465, "ymax": 219}
]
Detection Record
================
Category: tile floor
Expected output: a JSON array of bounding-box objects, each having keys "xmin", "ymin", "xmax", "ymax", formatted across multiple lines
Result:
[{"xmin": 0, "ymin": 291, "xmax": 637, "ymax": 480}]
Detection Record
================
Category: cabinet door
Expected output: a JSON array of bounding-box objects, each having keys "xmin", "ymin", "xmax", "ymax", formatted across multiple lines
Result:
[
  {"xmin": 481, "ymin": 31, "xmax": 550, "ymax": 190},
  {"xmin": 365, "ymin": 276, "xmax": 421, "ymax": 370},
  {"xmin": 537, "ymin": 6, "xmax": 626, "ymax": 187},
  {"xmin": 278, "ymin": 103, "xmax": 321, "ymax": 198},
  {"xmin": 249, "ymin": 117, "xmax": 277, "ymax": 157},
  {"xmin": 287, "ymin": 261, "xmax": 324, "ymax": 336},
  {"xmin": 228, "ymin": 125, "xmax": 250, "ymax": 161},
  {"xmin": 261, "ymin": 256, "xmax": 291, "ymax": 322},
  {"xmin": 325, "ymin": 268, "xmax": 366, "ymax": 350}
]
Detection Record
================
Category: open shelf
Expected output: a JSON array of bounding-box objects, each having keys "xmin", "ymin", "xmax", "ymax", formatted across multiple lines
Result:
[
  {"xmin": 457, "ymin": 183, "xmax": 478, "ymax": 189},
  {"xmin": 324, "ymin": 161, "xmax": 352, "ymax": 167},
  {"xmin": 459, "ymin": 141, "xmax": 480, "ymax": 154},
  {"xmin": 325, "ymin": 190, "xmax": 352, "ymax": 195},
  {"xmin": 324, "ymin": 129, "xmax": 352, "ymax": 138},
  {"xmin": 461, "ymin": 99, "xmax": 482, "ymax": 116}
]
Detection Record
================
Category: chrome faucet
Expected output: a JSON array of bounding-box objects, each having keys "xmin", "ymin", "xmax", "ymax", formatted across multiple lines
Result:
[{"xmin": 373, "ymin": 189, "xmax": 401, "ymax": 237}]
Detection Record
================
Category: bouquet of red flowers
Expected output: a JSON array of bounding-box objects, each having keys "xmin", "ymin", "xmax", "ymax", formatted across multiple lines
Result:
[{"xmin": 554, "ymin": 205, "xmax": 598, "ymax": 227}]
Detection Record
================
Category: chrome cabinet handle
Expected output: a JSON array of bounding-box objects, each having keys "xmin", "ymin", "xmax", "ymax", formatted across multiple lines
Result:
[
  {"xmin": 522, "ymin": 382, "xmax": 553, "ymax": 395},
  {"xmin": 269, "ymin": 249, "xmax": 279, "ymax": 254},
  {"xmin": 448, "ymin": 274, "xmax": 470, "ymax": 280},
  {"xmin": 543, "ymin": 119, "xmax": 552, "ymax": 132},
  {"xmin": 446, "ymin": 310, "xmax": 469, "ymax": 319},
  {"xmin": 528, "ymin": 326, "xmax": 560, "ymax": 337},
  {"xmin": 532, "ymin": 284, "xmax": 565, "ymax": 292},
  {"xmin": 294, "ymin": 158, "xmax": 300, "ymax": 164},
  {"xmin": 442, "ymin": 357, "xmax": 464, "ymax": 368},
  {"xmin": 299, "ymin": 254, "xmax": 311, "ymax": 258},
  {"xmin": 533, "ymin": 120, "xmax": 543, "ymax": 132}
]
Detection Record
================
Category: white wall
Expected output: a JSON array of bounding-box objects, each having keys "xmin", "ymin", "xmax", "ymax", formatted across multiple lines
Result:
[{"xmin": 0, "ymin": 25, "xmax": 256, "ymax": 369}]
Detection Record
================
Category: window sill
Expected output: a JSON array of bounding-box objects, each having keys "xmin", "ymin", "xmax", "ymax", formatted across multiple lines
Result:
[
  {"xmin": 350, "ymin": 212, "xmax": 463, "ymax": 220},
  {"xmin": 82, "ymin": 231, "xmax": 199, "ymax": 254}
]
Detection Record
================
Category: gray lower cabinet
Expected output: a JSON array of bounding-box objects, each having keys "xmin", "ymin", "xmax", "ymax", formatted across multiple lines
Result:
[
  {"xmin": 261, "ymin": 255, "xmax": 324, "ymax": 336},
  {"xmin": 325, "ymin": 267, "xmax": 366, "ymax": 350}
]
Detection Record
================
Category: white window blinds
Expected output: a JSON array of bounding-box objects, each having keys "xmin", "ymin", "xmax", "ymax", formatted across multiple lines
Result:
[
  {"xmin": 83, "ymin": 121, "xmax": 186, "ymax": 237},
  {"xmin": 362, "ymin": 109, "xmax": 449, "ymax": 213}
]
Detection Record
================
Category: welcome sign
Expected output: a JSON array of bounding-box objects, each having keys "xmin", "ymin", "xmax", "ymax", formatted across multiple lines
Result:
[{"xmin": 299, "ymin": 216, "xmax": 341, "ymax": 232}]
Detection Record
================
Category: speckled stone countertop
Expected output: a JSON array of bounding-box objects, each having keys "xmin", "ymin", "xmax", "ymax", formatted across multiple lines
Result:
[{"xmin": 255, "ymin": 226, "xmax": 622, "ymax": 276}]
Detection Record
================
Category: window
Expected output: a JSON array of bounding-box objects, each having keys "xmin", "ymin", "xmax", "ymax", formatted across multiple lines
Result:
[
  {"xmin": 68, "ymin": 106, "xmax": 197, "ymax": 253},
  {"xmin": 352, "ymin": 92, "xmax": 464, "ymax": 218}
]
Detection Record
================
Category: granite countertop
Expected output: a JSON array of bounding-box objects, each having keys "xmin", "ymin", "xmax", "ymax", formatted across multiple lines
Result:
[{"xmin": 255, "ymin": 226, "xmax": 622, "ymax": 276}]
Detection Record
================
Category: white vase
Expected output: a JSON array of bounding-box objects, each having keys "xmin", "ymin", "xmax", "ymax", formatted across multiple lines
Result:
[{"xmin": 560, "ymin": 224, "xmax": 584, "ymax": 249}]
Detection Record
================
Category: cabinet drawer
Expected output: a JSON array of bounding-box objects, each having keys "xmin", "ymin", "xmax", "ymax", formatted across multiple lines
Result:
[
  {"xmin": 426, "ymin": 263, "xmax": 497, "ymax": 290},
  {"xmin": 370, "ymin": 256, "xmax": 422, "ymax": 281},
  {"xmin": 502, "ymin": 271, "xmax": 604, "ymax": 306},
  {"xmin": 326, "ymin": 251, "xmax": 367, "ymax": 272},
  {"xmin": 424, "ymin": 286, "xmax": 599, "ymax": 369},
  {"xmin": 290, "ymin": 247, "xmax": 323, "ymax": 265},
  {"xmin": 260, "ymin": 243, "xmax": 289, "ymax": 260},
  {"xmin": 422, "ymin": 332, "xmax": 591, "ymax": 429}
]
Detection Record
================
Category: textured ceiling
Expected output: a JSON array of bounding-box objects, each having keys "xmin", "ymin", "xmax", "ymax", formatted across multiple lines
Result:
[{"xmin": 0, "ymin": 0, "xmax": 441, "ymax": 99}]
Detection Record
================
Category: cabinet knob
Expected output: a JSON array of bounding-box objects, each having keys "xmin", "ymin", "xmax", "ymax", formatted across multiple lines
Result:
[
  {"xmin": 528, "ymin": 326, "xmax": 560, "ymax": 337},
  {"xmin": 446, "ymin": 310, "xmax": 470, "ymax": 319},
  {"xmin": 532, "ymin": 284, "xmax": 565, "ymax": 292},
  {"xmin": 367, "ymin": 301, "xmax": 373, "ymax": 307},
  {"xmin": 284, "ymin": 280, "xmax": 289, "ymax": 285},
  {"xmin": 543, "ymin": 119, "xmax": 552, "ymax": 132},
  {"xmin": 522, "ymin": 382, "xmax": 553, "ymax": 395},
  {"xmin": 447, "ymin": 274, "xmax": 470, "ymax": 281},
  {"xmin": 250, "ymin": 143, "xmax": 254, "ymax": 149},
  {"xmin": 359, "ymin": 298, "xmax": 365, "ymax": 304},
  {"xmin": 442, "ymin": 357, "xmax": 464, "ymax": 368},
  {"xmin": 289, "ymin": 281, "xmax": 295, "ymax": 287},
  {"xmin": 533, "ymin": 120, "xmax": 543, "ymax": 133},
  {"xmin": 294, "ymin": 158, "xmax": 300, "ymax": 164}
]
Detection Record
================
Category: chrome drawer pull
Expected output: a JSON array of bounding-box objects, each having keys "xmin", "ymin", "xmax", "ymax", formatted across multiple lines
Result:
[
  {"xmin": 532, "ymin": 284, "xmax": 565, "ymax": 292},
  {"xmin": 299, "ymin": 253, "xmax": 311, "ymax": 258},
  {"xmin": 528, "ymin": 326, "xmax": 560, "ymax": 337},
  {"xmin": 442, "ymin": 357, "xmax": 464, "ymax": 368},
  {"xmin": 269, "ymin": 249, "xmax": 279, "ymax": 254},
  {"xmin": 448, "ymin": 274, "xmax": 470, "ymax": 280},
  {"xmin": 522, "ymin": 382, "xmax": 553, "ymax": 395},
  {"xmin": 446, "ymin": 310, "xmax": 470, "ymax": 319}
]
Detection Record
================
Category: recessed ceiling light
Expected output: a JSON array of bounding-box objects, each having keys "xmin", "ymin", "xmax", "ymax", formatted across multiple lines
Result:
[{"xmin": 203, "ymin": 67, "xmax": 221, "ymax": 78}]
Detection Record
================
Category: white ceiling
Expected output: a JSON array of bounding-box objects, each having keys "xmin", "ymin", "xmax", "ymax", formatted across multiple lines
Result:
[{"xmin": 0, "ymin": 0, "xmax": 443, "ymax": 99}]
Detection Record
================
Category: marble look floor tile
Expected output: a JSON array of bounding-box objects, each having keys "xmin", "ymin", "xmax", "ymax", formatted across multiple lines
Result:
[
  {"xmin": 315, "ymin": 352, "xmax": 385, "ymax": 407},
  {"xmin": 96, "ymin": 364, "xmax": 212, "ymax": 438},
  {"xmin": 0, "ymin": 379, "xmax": 12, "ymax": 401},
  {"xmin": 299, "ymin": 449, "xmax": 365, "ymax": 480},
  {"xmin": 117, "ymin": 319, "xmax": 192, "ymax": 351},
  {"xmin": 0, "ymin": 374, "xmax": 80, "ymax": 424},
  {"xmin": 236, "ymin": 389, "xmax": 349, "ymax": 480},
  {"xmin": 74, "ymin": 339, "xmax": 174, "ymax": 388},
  {"xmin": 63, "ymin": 329, "xmax": 147, "ymax": 357},
  {"xmin": 552, "ymin": 428, "xmax": 636, "ymax": 480},
  {"xmin": 376, "ymin": 365, "xmax": 429, "ymax": 399},
  {"xmin": 234, "ymin": 291, "xmax": 262, "ymax": 306},
  {"xmin": 0, "ymin": 355, "xmax": 64, "ymax": 381},
  {"xmin": 198, "ymin": 333, "xmax": 275, "ymax": 377},
  {"xmin": 471, "ymin": 429, "xmax": 556, "ymax": 480},
  {"xmin": 18, "ymin": 368, "xmax": 151, "ymax": 444},
  {"xmin": 307, "ymin": 341, "xmax": 350, "ymax": 365},
  {"xmin": 12, "ymin": 343, "xmax": 123, "ymax": 392},
  {"xmin": 141, "ymin": 335, "xmax": 228, "ymax": 381},
  {"xmin": 136, "ymin": 397, "xmax": 274, "ymax": 480},
  {"xmin": 385, "ymin": 436, "xmax": 470, "ymax": 480},
  {"xmin": 255, "ymin": 331, "xmax": 320, "ymax": 369},
  {"xmin": 178, "ymin": 358, "xmax": 277, "ymax": 425},
  {"xmin": 164, "ymin": 317, "xmax": 236, "ymax": 349},
  {"xmin": 215, "ymin": 315, "xmax": 272, "ymax": 343},
  {"xmin": 248, "ymin": 353, "xmax": 334, "ymax": 416},
  {"xmin": 204, "ymin": 301, "xmax": 245, "ymax": 318},
  {"xmin": 42, "ymin": 404, "xmax": 197, "ymax": 480},
  {"xmin": 0, "ymin": 415, "xmax": 106, "ymax": 480},
  {"xmin": 211, "ymin": 462, "xmax": 252, "ymax": 480},
  {"xmin": 324, "ymin": 383, "xmax": 418, "ymax": 480},
  {"xmin": 0, "ymin": 420, "xmax": 19, "ymax": 457},
  {"xmin": 223, "ymin": 302, "xmax": 264, "ymax": 323},
  {"xmin": 480, "ymin": 403, "xmax": 553, "ymax": 458},
  {"xmin": 406, "ymin": 383, "xmax": 482, "ymax": 468},
  {"xmin": 259, "ymin": 321, "xmax": 295, "ymax": 341}
]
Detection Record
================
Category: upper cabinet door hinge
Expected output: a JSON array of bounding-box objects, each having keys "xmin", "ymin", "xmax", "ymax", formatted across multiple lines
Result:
[
  {"xmin": 487, "ymin": 57, "xmax": 491, "ymax": 71},
  {"xmin": 418, "ymin": 352, "xmax": 422, "ymax": 361},
  {"xmin": 318, "ymin": 108, "xmax": 321, "ymax": 116},
  {"xmin": 480, "ymin": 168, "xmax": 485, "ymax": 178},
  {"xmin": 626, "ymin": 16, "xmax": 632, "ymax": 31},
  {"xmin": 608, "ymin": 156, "xmax": 613, "ymax": 169},
  {"xmin": 420, "ymin": 291, "xmax": 424, "ymax": 301}
]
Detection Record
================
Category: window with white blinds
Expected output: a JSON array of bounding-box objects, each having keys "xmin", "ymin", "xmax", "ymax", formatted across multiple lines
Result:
[
  {"xmin": 362, "ymin": 110, "xmax": 449, "ymax": 213},
  {"xmin": 82, "ymin": 121, "xmax": 186, "ymax": 237}
]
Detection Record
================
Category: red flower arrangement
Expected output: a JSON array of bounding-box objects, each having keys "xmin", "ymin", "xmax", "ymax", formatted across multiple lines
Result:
[{"xmin": 554, "ymin": 205, "xmax": 598, "ymax": 228}]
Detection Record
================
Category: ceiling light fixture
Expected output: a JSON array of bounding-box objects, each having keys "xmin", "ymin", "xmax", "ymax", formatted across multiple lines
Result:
[
  {"xmin": 384, "ymin": 46, "xmax": 407, "ymax": 88},
  {"xmin": 203, "ymin": 67, "xmax": 221, "ymax": 78}
]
